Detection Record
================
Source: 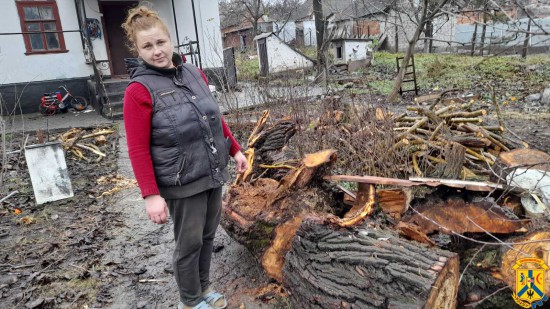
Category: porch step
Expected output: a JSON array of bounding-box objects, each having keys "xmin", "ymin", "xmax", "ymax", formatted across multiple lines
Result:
[
  {"xmin": 101, "ymin": 100, "xmax": 124, "ymax": 120},
  {"xmin": 104, "ymin": 90, "xmax": 125, "ymax": 105},
  {"xmin": 87, "ymin": 78, "xmax": 127, "ymax": 120},
  {"xmin": 102, "ymin": 78, "xmax": 130, "ymax": 93}
]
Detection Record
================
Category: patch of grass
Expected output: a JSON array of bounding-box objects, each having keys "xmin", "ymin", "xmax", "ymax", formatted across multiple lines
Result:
[
  {"xmin": 296, "ymin": 46, "xmax": 317, "ymax": 60},
  {"xmin": 372, "ymin": 52, "xmax": 550, "ymax": 96},
  {"xmin": 368, "ymin": 80, "xmax": 394, "ymax": 95},
  {"xmin": 372, "ymin": 51, "xmax": 400, "ymax": 72},
  {"xmin": 235, "ymin": 54, "xmax": 259, "ymax": 81},
  {"xmin": 349, "ymin": 88, "xmax": 371, "ymax": 95}
]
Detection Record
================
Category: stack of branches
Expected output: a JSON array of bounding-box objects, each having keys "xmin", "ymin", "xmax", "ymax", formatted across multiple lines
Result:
[
  {"xmin": 290, "ymin": 95, "xmax": 411, "ymax": 180},
  {"xmin": 59, "ymin": 128, "xmax": 114, "ymax": 162},
  {"xmin": 392, "ymin": 101, "xmax": 527, "ymax": 181}
]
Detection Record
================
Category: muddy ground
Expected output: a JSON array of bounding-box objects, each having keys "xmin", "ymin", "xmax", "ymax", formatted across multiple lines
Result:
[
  {"xmin": 0, "ymin": 124, "xmax": 279, "ymax": 309},
  {"xmin": 0, "ymin": 90, "xmax": 549, "ymax": 308}
]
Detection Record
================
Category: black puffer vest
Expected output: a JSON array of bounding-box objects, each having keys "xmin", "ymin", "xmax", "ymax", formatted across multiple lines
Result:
[{"xmin": 129, "ymin": 55, "xmax": 230, "ymax": 199}]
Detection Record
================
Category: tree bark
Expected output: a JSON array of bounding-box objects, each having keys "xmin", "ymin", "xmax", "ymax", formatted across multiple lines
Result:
[
  {"xmin": 479, "ymin": 10, "xmax": 488, "ymax": 56},
  {"xmin": 222, "ymin": 149, "xmax": 339, "ymax": 282},
  {"xmin": 313, "ymin": 0, "xmax": 326, "ymax": 76},
  {"xmin": 387, "ymin": 0, "xmax": 429, "ymax": 102},
  {"xmin": 470, "ymin": 22, "xmax": 478, "ymax": 56},
  {"xmin": 283, "ymin": 219, "xmax": 459, "ymax": 309},
  {"xmin": 424, "ymin": 20, "xmax": 434, "ymax": 53},
  {"xmin": 521, "ymin": 19, "xmax": 532, "ymax": 59}
]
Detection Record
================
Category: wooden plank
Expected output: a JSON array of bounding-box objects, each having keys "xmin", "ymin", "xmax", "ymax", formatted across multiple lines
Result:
[
  {"xmin": 414, "ymin": 93, "xmax": 441, "ymax": 103},
  {"xmin": 408, "ymin": 177, "xmax": 513, "ymax": 192},
  {"xmin": 324, "ymin": 175, "xmax": 420, "ymax": 187}
]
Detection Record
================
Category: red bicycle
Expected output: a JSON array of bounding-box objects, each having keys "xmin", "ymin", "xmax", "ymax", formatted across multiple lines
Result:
[{"xmin": 39, "ymin": 85, "xmax": 88, "ymax": 115}]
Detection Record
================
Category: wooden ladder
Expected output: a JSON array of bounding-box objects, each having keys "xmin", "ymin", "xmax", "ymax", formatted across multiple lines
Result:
[{"xmin": 396, "ymin": 55, "xmax": 418, "ymax": 96}]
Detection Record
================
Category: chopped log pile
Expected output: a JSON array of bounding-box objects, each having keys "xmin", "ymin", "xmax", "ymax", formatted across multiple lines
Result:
[
  {"xmin": 392, "ymin": 100, "xmax": 527, "ymax": 181},
  {"xmin": 58, "ymin": 128, "xmax": 115, "ymax": 161},
  {"xmin": 223, "ymin": 105, "xmax": 550, "ymax": 308}
]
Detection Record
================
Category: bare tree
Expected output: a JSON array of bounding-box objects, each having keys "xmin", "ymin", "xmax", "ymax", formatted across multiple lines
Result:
[
  {"xmin": 219, "ymin": 0, "xmax": 267, "ymax": 40},
  {"xmin": 242, "ymin": 0, "xmax": 266, "ymax": 38},
  {"xmin": 313, "ymin": 0, "xmax": 326, "ymax": 75},
  {"xmin": 387, "ymin": 0, "xmax": 454, "ymax": 102},
  {"xmin": 268, "ymin": 0, "xmax": 304, "ymax": 37}
]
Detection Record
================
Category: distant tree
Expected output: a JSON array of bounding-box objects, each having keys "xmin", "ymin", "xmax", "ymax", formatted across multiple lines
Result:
[
  {"xmin": 267, "ymin": 0, "xmax": 304, "ymax": 37},
  {"xmin": 218, "ymin": 0, "xmax": 267, "ymax": 38},
  {"xmin": 313, "ymin": 0, "xmax": 327, "ymax": 77},
  {"xmin": 387, "ymin": 0, "xmax": 455, "ymax": 102}
]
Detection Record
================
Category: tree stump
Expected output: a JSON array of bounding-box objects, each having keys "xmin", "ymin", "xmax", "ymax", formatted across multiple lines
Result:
[{"xmin": 283, "ymin": 219, "xmax": 459, "ymax": 309}]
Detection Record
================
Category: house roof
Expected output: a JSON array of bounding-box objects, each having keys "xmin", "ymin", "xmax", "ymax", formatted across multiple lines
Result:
[
  {"xmin": 330, "ymin": 37, "xmax": 374, "ymax": 42},
  {"xmin": 298, "ymin": 0, "xmax": 396, "ymax": 21},
  {"xmin": 253, "ymin": 32, "xmax": 316, "ymax": 64},
  {"xmin": 253, "ymin": 32, "xmax": 273, "ymax": 41}
]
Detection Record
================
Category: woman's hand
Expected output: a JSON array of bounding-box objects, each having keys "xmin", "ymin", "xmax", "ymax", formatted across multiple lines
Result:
[
  {"xmin": 144, "ymin": 194, "xmax": 168, "ymax": 224},
  {"xmin": 233, "ymin": 151, "xmax": 248, "ymax": 174}
]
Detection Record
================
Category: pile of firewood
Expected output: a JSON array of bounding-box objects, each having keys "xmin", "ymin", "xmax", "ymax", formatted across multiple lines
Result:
[
  {"xmin": 392, "ymin": 99, "xmax": 527, "ymax": 181},
  {"xmin": 58, "ymin": 128, "xmax": 114, "ymax": 161},
  {"xmin": 222, "ymin": 106, "xmax": 550, "ymax": 308}
]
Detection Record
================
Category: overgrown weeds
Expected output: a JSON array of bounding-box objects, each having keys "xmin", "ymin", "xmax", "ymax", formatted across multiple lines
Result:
[{"xmin": 372, "ymin": 52, "xmax": 550, "ymax": 96}]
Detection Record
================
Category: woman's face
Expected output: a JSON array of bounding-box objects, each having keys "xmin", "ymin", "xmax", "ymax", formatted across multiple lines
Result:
[{"xmin": 135, "ymin": 25, "xmax": 174, "ymax": 68}]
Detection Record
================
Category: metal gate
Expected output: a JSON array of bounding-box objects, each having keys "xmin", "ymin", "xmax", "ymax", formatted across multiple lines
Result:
[{"xmin": 223, "ymin": 47, "xmax": 237, "ymax": 89}]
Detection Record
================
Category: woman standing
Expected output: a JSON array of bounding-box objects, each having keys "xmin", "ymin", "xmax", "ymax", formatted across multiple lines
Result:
[{"xmin": 122, "ymin": 6, "xmax": 247, "ymax": 309}]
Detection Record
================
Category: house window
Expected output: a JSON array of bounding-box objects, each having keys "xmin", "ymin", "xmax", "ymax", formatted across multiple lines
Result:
[{"xmin": 16, "ymin": 0, "xmax": 67, "ymax": 54}]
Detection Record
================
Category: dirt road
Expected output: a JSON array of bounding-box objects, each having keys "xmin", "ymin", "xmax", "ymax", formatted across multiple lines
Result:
[{"xmin": 97, "ymin": 128, "xmax": 276, "ymax": 309}]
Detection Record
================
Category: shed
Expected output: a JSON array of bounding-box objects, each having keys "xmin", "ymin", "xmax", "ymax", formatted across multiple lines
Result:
[
  {"xmin": 331, "ymin": 38, "xmax": 373, "ymax": 65},
  {"xmin": 254, "ymin": 32, "xmax": 315, "ymax": 76}
]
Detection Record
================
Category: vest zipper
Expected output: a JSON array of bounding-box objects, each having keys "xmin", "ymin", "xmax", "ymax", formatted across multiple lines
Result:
[{"xmin": 175, "ymin": 154, "xmax": 187, "ymax": 186}]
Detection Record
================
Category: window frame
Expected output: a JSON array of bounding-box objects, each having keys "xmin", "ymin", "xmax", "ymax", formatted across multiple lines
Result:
[{"xmin": 16, "ymin": 0, "xmax": 68, "ymax": 55}]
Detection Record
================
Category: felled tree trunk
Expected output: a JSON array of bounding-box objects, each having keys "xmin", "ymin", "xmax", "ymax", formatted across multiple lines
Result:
[
  {"xmin": 402, "ymin": 196, "xmax": 523, "ymax": 235},
  {"xmin": 283, "ymin": 218, "xmax": 459, "ymax": 309},
  {"xmin": 222, "ymin": 149, "xmax": 339, "ymax": 281},
  {"xmin": 457, "ymin": 245, "xmax": 517, "ymax": 308},
  {"xmin": 500, "ymin": 231, "xmax": 550, "ymax": 293},
  {"xmin": 457, "ymin": 231, "xmax": 550, "ymax": 307}
]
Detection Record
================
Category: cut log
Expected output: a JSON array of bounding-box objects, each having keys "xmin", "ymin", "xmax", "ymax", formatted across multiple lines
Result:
[
  {"xmin": 283, "ymin": 219, "xmax": 459, "ymax": 309},
  {"xmin": 449, "ymin": 135, "xmax": 491, "ymax": 148},
  {"xmin": 457, "ymin": 245, "xmax": 518, "ymax": 308},
  {"xmin": 500, "ymin": 231, "xmax": 550, "ymax": 294},
  {"xmin": 377, "ymin": 189, "xmax": 411, "ymax": 220},
  {"xmin": 403, "ymin": 197, "xmax": 524, "ymax": 235},
  {"xmin": 396, "ymin": 221, "xmax": 436, "ymax": 246},
  {"xmin": 222, "ymin": 150, "xmax": 339, "ymax": 281},
  {"xmin": 496, "ymin": 148, "xmax": 550, "ymax": 175}
]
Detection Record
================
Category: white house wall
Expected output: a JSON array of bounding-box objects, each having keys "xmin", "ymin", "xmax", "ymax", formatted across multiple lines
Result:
[
  {"xmin": 264, "ymin": 36, "xmax": 314, "ymax": 73},
  {"xmin": 274, "ymin": 21, "xmax": 296, "ymax": 43},
  {"xmin": 83, "ymin": 0, "xmax": 110, "ymax": 76},
  {"xmin": 384, "ymin": 10, "xmax": 456, "ymax": 52},
  {"xmin": 170, "ymin": 0, "xmax": 224, "ymax": 68},
  {"xmin": 0, "ymin": 1, "xmax": 92, "ymax": 84},
  {"xmin": 343, "ymin": 41, "xmax": 370, "ymax": 62},
  {"xmin": 0, "ymin": 0, "xmax": 226, "ymax": 86},
  {"xmin": 302, "ymin": 20, "xmax": 317, "ymax": 46}
]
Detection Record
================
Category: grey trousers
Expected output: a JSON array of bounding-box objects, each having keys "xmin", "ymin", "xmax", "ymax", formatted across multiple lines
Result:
[{"xmin": 167, "ymin": 187, "xmax": 222, "ymax": 306}]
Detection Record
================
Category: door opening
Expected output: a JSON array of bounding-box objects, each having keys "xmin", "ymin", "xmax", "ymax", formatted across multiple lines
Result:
[{"xmin": 100, "ymin": 1, "xmax": 138, "ymax": 77}]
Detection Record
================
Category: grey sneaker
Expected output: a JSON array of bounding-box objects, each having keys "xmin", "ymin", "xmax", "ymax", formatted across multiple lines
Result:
[{"xmin": 178, "ymin": 300, "xmax": 214, "ymax": 309}]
